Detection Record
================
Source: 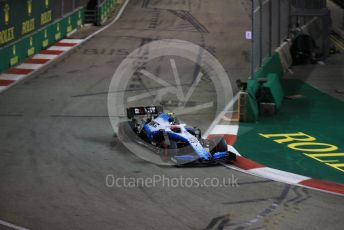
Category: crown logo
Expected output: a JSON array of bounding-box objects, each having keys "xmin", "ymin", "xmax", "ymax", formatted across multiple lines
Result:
[
  {"xmin": 4, "ymin": 4, "xmax": 10, "ymax": 25},
  {"xmin": 27, "ymin": 0, "xmax": 32, "ymax": 16}
]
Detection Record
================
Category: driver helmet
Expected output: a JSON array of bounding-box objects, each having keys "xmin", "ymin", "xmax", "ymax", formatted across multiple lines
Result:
[{"xmin": 167, "ymin": 112, "xmax": 177, "ymax": 124}]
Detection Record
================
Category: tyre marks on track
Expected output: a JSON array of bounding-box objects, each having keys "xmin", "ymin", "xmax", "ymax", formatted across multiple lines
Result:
[
  {"xmin": 127, "ymin": 37, "xmax": 156, "ymax": 99},
  {"xmin": 148, "ymin": 9, "xmax": 161, "ymax": 29},
  {"xmin": 204, "ymin": 184, "xmax": 312, "ymax": 230},
  {"xmin": 144, "ymin": 6, "xmax": 209, "ymax": 33},
  {"xmin": 204, "ymin": 215, "xmax": 231, "ymax": 230},
  {"xmin": 142, "ymin": 0, "xmax": 150, "ymax": 8},
  {"xmin": 142, "ymin": 0, "xmax": 192, "ymax": 12},
  {"xmin": 168, "ymin": 10, "xmax": 209, "ymax": 33}
]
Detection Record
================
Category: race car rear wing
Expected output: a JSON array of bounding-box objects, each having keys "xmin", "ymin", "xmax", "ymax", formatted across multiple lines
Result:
[{"xmin": 127, "ymin": 106, "xmax": 163, "ymax": 119}]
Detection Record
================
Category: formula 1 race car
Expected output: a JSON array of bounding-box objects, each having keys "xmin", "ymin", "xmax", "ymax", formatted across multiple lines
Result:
[{"xmin": 117, "ymin": 106, "xmax": 236, "ymax": 165}]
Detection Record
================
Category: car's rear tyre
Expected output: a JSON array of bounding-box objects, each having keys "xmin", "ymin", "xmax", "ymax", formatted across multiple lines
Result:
[{"xmin": 227, "ymin": 151, "xmax": 237, "ymax": 161}]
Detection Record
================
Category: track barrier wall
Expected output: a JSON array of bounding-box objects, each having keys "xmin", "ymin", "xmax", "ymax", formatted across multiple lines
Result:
[
  {"xmin": 244, "ymin": 50, "xmax": 287, "ymax": 122},
  {"xmin": 98, "ymin": 0, "xmax": 117, "ymax": 25},
  {"xmin": 245, "ymin": 80, "xmax": 260, "ymax": 122},
  {"xmin": 253, "ymin": 52, "xmax": 284, "ymax": 79},
  {"xmin": 263, "ymin": 73, "xmax": 284, "ymax": 108},
  {"xmin": 247, "ymin": 0, "xmax": 329, "ymax": 122},
  {"xmin": 0, "ymin": 6, "xmax": 84, "ymax": 73},
  {"xmin": 276, "ymin": 39, "xmax": 293, "ymax": 72}
]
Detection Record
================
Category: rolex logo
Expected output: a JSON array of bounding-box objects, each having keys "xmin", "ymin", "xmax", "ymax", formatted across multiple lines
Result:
[
  {"xmin": 12, "ymin": 45, "xmax": 16, "ymax": 56},
  {"xmin": 4, "ymin": 4, "xmax": 10, "ymax": 25},
  {"xmin": 27, "ymin": 0, "xmax": 32, "ymax": 16}
]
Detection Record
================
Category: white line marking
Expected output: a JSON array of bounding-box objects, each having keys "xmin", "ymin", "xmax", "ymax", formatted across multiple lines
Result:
[
  {"xmin": 0, "ymin": 74, "xmax": 26, "ymax": 81},
  {"xmin": 0, "ymin": 0, "xmax": 130, "ymax": 95},
  {"xmin": 248, "ymin": 167, "xmax": 311, "ymax": 185},
  {"xmin": 47, "ymin": 46, "xmax": 72, "ymax": 51},
  {"xmin": 184, "ymin": 71, "xmax": 203, "ymax": 104},
  {"xmin": 203, "ymin": 92, "xmax": 240, "ymax": 138},
  {"xmin": 16, "ymin": 63, "xmax": 43, "ymax": 70},
  {"xmin": 227, "ymin": 145, "xmax": 241, "ymax": 156},
  {"xmin": 67, "ymin": 29, "xmax": 78, "ymax": 37},
  {"xmin": 170, "ymin": 59, "xmax": 184, "ymax": 100},
  {"xmin": 60, "ymin": 39, "xmax": 84, "ymax": 44},
  {"xmin": 32, "ymin": 54, "xmax": 58, "ymax": 60},
  {"xmin": 209, "ymin": 124, "xmax": 239, "ymax": 135},
  {"xmin": 297, "ymin": 184, "xmax": 344, "ymax": 197},
  {"xmin": 0, "ymin": 86, "xmax": 8, "ymax": 92},
  {"xmin": 0, "ymin": 219, "xmax": 29, "ymax": 230}
]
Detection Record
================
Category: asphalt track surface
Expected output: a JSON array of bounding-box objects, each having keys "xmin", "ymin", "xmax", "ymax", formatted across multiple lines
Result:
[{"xmin": 0, "ymin": 0, "xmax": 344, "ymax": 229}]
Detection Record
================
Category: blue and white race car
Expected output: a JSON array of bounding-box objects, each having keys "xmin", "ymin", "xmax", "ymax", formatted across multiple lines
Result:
[{"xmin": 117, "ymin": 106, "xmax": 236, "ymax": 165}]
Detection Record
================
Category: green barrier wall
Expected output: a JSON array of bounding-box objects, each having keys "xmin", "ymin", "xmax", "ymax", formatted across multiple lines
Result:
[
  {"xmin": 253, "ymin": 52, "xmax": 284, "ymax": 80},
  {"xmin": 263, "ymin": 73, "xmax": 284, "ymax": 109},
  {"xmin": 0, "ymin": 0, "xmax": 56, "ymax": 48},
  {"xmin": 98, "ymin": 0, "xmax": 117, "ymax": 25},
  {"xmin": 245, "ymin": 79, "xmax": 260, "ymax": 122},
  {"xmin": 244, "ymin": 51, "xmax": 285, "ymax": 122},
  {"xmin": 0, "ymin": 8, "xmax": 84, "ymax": 73}
]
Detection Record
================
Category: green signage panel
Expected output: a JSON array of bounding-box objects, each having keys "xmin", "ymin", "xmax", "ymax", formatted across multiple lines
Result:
[{"xmin": 0, "ymin": 0, "xmax": 55, "ymax": 47}]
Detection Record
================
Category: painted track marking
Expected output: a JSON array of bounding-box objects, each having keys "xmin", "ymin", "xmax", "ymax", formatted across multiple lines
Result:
[{"xmin": 0, "ymin": 219, "xmax": 29, "ymax": 230}]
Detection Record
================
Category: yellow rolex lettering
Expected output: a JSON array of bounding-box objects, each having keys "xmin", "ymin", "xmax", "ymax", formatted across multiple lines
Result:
[
  {"xmin": 260, "ymin": 131, "xmax": 344, "ymax": 174},
  {"xmin": 41, "ymin": 10, "xmax": 52, "ymax": 25},
  {"xmin": 259, "ymin": 132, "xmax": 316, "ymax": 144},
  {"xmin": 326, "ymin": 163, "xmax": 344, "ymax": 173},
  {"xmin": 0, "ymin": 27, "xmax": 15, "ymax": 45},
  {"xmin": 22, "ymin": 18, "xmax": 35, "ymax": 35},
  {"xmin": 305, "ymin": 153, "xmax": 344, "ymax": 163},
  {"xmin": 288, "ymin": 142, "xmax": 338, "ymax": 152}
]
